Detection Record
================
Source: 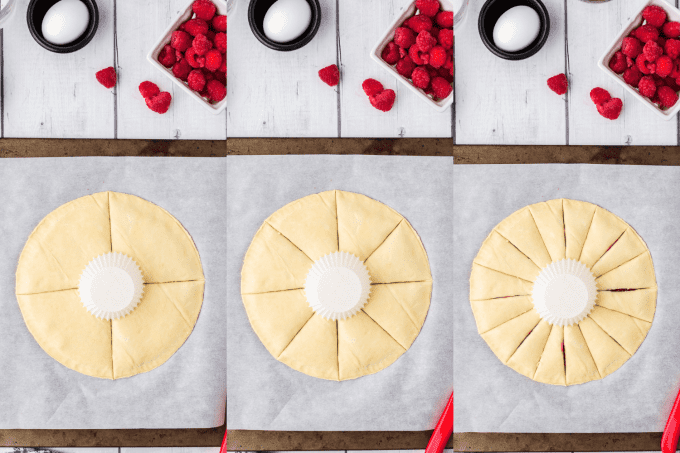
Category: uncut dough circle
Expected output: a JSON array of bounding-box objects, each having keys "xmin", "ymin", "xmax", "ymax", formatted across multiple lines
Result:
[
  {"xmin": 241, "ymin": 190, "xmax": 433, "ymax": 381},
  {"xmin": 470, "ymin": 198, "xmax": 656, "ymax": 386},
  {"xmin": 16, "ymin": 192, "xmax": 205, "ymax": 380}
]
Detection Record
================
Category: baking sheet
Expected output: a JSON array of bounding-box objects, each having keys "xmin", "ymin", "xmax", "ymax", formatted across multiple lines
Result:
[
  {"xmin": 453, "ymin": 164, "xmax": 680, "ymax": 433},
  {"xmin": 226, "ymin": 155, "xmax": 453, "ymax": 431},
  {"xmin": 0, "ymin": 157, "xmax": 226, "ymax": 429}
]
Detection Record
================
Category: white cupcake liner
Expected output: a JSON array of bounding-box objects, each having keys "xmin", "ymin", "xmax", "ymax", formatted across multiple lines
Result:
[
  {"xmin": 78, "ymin": 252, "xmax": 145, "ymax": 320},
  {"xmin": 532, "ymin": 259, "xmax": 598, "ymax": 326},
  {"xmin": 304, "ymin": 251, "xmax": 372, "ymax": 321}
]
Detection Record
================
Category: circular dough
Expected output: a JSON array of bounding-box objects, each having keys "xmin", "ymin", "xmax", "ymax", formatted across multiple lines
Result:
[
  {"xmin": 241, "ymin": 190, "xmax": 432, "ymax": 381},
  {"xmin": 470, "ymin": 199, "xmax": 656, "ymax": 386},
  {"xmin": 16, "ymin": 192, "xmax": 205, "ymax": 380}
]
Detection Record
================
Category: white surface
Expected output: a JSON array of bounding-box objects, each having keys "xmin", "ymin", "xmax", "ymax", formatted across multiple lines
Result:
[{"xmin": 42, "ymin": 0, "xmax": 90, "ymax": 46}]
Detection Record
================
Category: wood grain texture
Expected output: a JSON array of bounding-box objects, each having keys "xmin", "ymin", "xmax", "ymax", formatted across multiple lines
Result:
[
  {"xmin": 0, "ymin": 139, "xmax": 225, "ymax": 157},
  {"xmin": 228, "ymin": 137, "xmax": 453, "ymax": 155},
  {"xmin": 453, "ymin": 433, "xmax": 662, "ymax": 452}
]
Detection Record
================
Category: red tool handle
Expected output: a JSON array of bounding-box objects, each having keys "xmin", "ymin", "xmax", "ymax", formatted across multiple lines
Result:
[
  {"xmin": 425, "ymin": 392, "xmax": 453, "ymax": 453},
  {"xmin": 220, "ymin": 427, "xmax": 228, "ymax": 453},
  {"xmin": 663, "ymin": 388, "xmax": 680, "ymax": 453}
]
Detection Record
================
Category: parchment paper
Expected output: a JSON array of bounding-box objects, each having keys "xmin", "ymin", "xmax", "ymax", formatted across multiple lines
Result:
[
  {"xmin": 453, "ymin": 164, "xmax": 680, "ymax": 433},
  {"xmin": 0, "ymin": 157, "xmax": 226, "ymax": 429},
  {"xmin": 226, "ymin": 155, "xmax": 453, "ymax": 431}
]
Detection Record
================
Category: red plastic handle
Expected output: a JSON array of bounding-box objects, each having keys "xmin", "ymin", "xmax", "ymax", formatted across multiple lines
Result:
[
  {"xmin": 663, "ymin": 388, "xmax": 680, "ymax": 453},
  {"xmin": 220, "ymin": 428, "xmax": 228, "ymax": 453},
  {"xmin": 425, "ymin": 392, "xmax": 453, "ymax": 453}
]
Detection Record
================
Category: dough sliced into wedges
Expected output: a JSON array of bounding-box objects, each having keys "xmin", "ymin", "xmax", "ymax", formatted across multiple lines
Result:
[
  {"xmin": 564, "ymin": 325, "xmax": 600, "ymax": 385},
  {"xmin": 338, "ymin": 311, "xmax": 406, "ymax": 380},
  {"xmin": 242, "ymin": 289, "xmax": 314, "ymax": 357},
  {"xmin": 474, "ymin": 231, "xmax": 541, "ymax": 282},
  {"xmin": 365, "ymin": 221, "xmax": 431, "ymax": 284},
  {"xmin": 241, "ymin": 223, "xmax": 314, "ymax": 294},
  {"xmin": 470, "ymin": 264, "xmax": 533, "ymax": 301},
  {"xmin": 591, "ymin": 229, "xmax": 648, "ymax": 277},
  {"xmin": 588, "ymin": 305, "xmax": 650, "ymax": 355},
  {"xmin": 17, "ymin": 192, "xmax": 111, "ymax": 294},
  {"xmin": 507, "ymin": 320, "xmax": 552, "ymax": 379},
  {"xmin": 579, "ymin": 316, "xmax": 630, "ymax": 378},
  {"xmin": 109, "ymin": 192, "xmax": 203, "ymax": 284},
  {"xmin": 267, "ymin": 191, "xmax": 338, "ymax": 261},
  {"xmin": 633, "ymin": 317, "xmax": 653, "ymax": 339},
  {"xmin": 597, "ymin": 251, "xmax": 656, "ymax": 290},
  {"xmin": 470, "ymin": 295, "xmax": 535, "ymax": 334},
  {"xmin": 363, "ymin": 281, "xmax": 431, "ymax": 349},
  {"xmin": 495, "ymin": 207, "xmax": 552, "ymax": 268},
  {"xmin": 579, "ymin": 207, "xmax": 628, "ymax": 268},
  {"xmin": 112, "ymin": 281, "xmax": 203, "ymax": 379},
  {"xmin": 564, "ymin": 199, "xmax": 597, "ymax": 261},
  {"xmin": 596, "ymin": 288, "xmax": 656, "ymax": 323},
  {"xmin": 18, "ymin": 290, "xmax": 113, "ymax": 379},
  {"xmin": 534, "ymin": 325, "xmax": 566, "ymax": 386},
  {"xmin": 481, "ymin": 309, "xmax": 541, "ymax": 364},
  {"xmin": 337, "ymin": 191, "xmax": 403, "ymax": 261},
  {"xmin": 279, "ymin": 314, "xmax": 338, "ymax": 381},
  {"xmin": 529, "ymin": 199, "xmax": 566, "ymax": 262}
]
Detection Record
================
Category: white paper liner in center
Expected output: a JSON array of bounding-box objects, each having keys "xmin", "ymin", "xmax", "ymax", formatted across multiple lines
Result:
[
  {"xmin": 532, "ymin": 259, "xmax": 598, "ymax": 326},
  {"xmin": 304, "ymin": 252, "xmax": 372, "ymax": 321},
  {"xmin": 78, "ymin": 252, "xmax": 144, "ymax": 320}
]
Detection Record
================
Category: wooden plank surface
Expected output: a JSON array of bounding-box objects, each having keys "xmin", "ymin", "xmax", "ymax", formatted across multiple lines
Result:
[{"xmin": 454, "ymin": 433, "xmax": 662, "ymax": 452}]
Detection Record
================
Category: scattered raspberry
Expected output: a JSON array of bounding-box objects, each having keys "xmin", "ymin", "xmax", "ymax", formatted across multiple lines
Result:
[
  {"xmin": 623, "ymin": 66, "xmax": 643, "ymax": 87},
  {"xmin": 643, "ymin": 40, "xmax": 663, "ymax": 61},
  {"xmin": 394, "ymin": 27, "xmax": 416, "ymax": 49},
  {"xmin": 362, "ymin": 78, "xmax": 384, "ymax": 97},
  {"xmin": 188, "ymin": 69, "xmax": 207, "ymax": 91},
  {"xmin": 634, "ymin": 24, "xmax": 660, "ymax": 43},
  {"xmin": 193, "ymin": 34, "xmax": 213, "ymax": 56},
  {"xmin": 596, "ymin": 98, "xmax": 623, "ymax": 120},
  {"xmin": 435, "ymin": 10, "xmax": 453, "ymax": 28},
  {"xmin": 622, "ymin": 37, "xmax": 642, "ymax": 58},
  {"xmin": 95, "ymin": 67, "xmax": 116, "ymax": 89},
  {"xmin": 636, "ymin": 53, "xmax": 656, "ymax": 74},
  {"xmin": 318, "ymin": 64, "xmax": 339, "ymax": 86},
  {"xmin": 547, "ymin": 73, "xmax": 568, "ymax": 95},
  {"xmin": 429, "ymin": 45, "xmax": 447, "ymax": 68},
  {"xmin": 214, "ymin": 32, "xmax": 227, "ymax": 53},
  {"xmin": 369, "ymin": 89, "xmax": 396, "ymax": 112},
  {"xmin": 438, "ymin": 28, "xmax": 453, "ymax": 49},
  {"xmin": 638, "ymin": 75, "xmax": 657, "ymax": 97},
  {"xmin": 609, "ymin": 51, "xmax": 627, "ymax": 74},
  {"xmin": 204, "ymin": 49, "xmax": 223, "ymax": 71},
  {"xmin": 146, "ymin": 92, "xmax": 172, "ymax": 114},
  {"xmin": 171, "ymin": 30, "xmax": 192, "ymax": 51},
  {"xmin": 643, "ymin": 5, "xmax": 667, "ymax": 28},
  {"xmin": 656, "ymin": 55, "xmax": 673, "ymax": 77},
  {"xmin": 206, "ymin": 79, "xmax": 226, "ymax": 102},
  {"xmin": 590, "ymin": 87, "xmax": 611, "ymax": 105},
  {"xmin": 172, "ymin": 58, "xmax": 192, "ymax": 81},
  {"xmin": 193, "ymin": 0, "xmax": 216, "ymax": 21},
  {"xmin": 404, "ymin": 15, "xmax": 432, "ymax": 33},
  {"xmin": 158, "ymin": 44, "xmax": 176, "ymax": 68},
  {"xmin": 416, "ymin": 0, "xmax": 440, "ymax": 17},
  {"xmin": 184, "ymin": 18, "xmax": 210, "ymax": 37},
  {"xmin": 664, "ymin": 21, "xmax": 680, "ymax": 38},
  {"xmin": 658, "ymin": 85, "xmax": 679, "ymax": 107},
  {"xmin": 381, "ymin": 41, "xmax": 400, "ymax": 64},
  {"xmin": 431, "ymin": 76, "xmax": 452, "ymax": 99},
  {"xmin": 212, "ymin": 15, "xmax": 227, "ymax": 32},
  {"xmin": 186, "ymin": 47, "xmax": 206, "ymax": 68},
  {"xmin": 396, "ymin": 56, "xmax": 416, "ymax": 78},
  {"xmin": 411, "ymin": 66, "xmax": 430, "ymax": 89},
  {"xmin": 416, "ymin": 31, "xmax": 437, "ymax": 52},
  {"xmin": 665, "ymin": 39, "xmax": 680, "ymax": 59},
  {"xmin": 409, "ymin": 43, "xmax": 429, "ymax": 65},
  {"xmin": 139, "ymin": 81, "xmax": 160, "ymax": 99}
]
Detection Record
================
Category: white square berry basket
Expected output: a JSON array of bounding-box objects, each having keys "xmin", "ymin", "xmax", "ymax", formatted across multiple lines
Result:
[
  {"xmin": 597, "ymin": 0, "xmax": 680, "ymax": 120},
  {"xmin": 147, "ymin": 0, "xmax": 227, "ymax": 115},
  {"xmin": 370, "ymin": 0, "xmax": 454, "ymax": 113}
]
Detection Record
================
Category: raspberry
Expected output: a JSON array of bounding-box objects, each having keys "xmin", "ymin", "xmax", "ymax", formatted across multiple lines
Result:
[
  {"xmin": 671, "ymin": 59, "xmax": 680, "ymax": 78},
  {"xmin": 642, "ymin": 5, "xmax": 667, "ymax": 28},
  {"xmin": 172, "ymin": 58, "xmax": 192, "ymax": 81},
  {"xmin": 171, "ymin": 30, "xmax": 192, "ymax": 52},
  {"xmin": 416, "ymin": 31, "xmax": 437, "ymax": 52},
  {"xmin": 185, "ymin": 47, "xmax": 205, "ymax": 68},
  {"xmin": 438, "ymin": 28, "xmax": 453, "ymax": 49},
  {"xmin": 627, "ymin": 55, "xmax": 635, "ymax": 67},
  {"xmin": 665, "ymin": 39, "xmax": 680, "ymax": 59},
  {"xmin": 193, "ymin": 34, "xmax": 213, "ymax": 56},
  {"xmin": 609, "ymin": 51, "xmax": 627, "ymax": 74},
  {"xmin": 643, "ymin": 40, "xmax": 663, "ymax": 61},
  {"xmin": 657, "ymin": 55, "xmax": 674, "ymax": 77},
  {"xmin": 416, "ymin": 0, "xmax": 440, "ymax": 17},
  {"xmin": 431, "ymin": 76, "xmax": 452, "ymax": 99},
  {"xmin": 394, "ymin": 27, "xmax": 416, "ymax": 49},
  {"xmin": 204, "ymin": 49, "xmax": 222, "ymax": 71},
  {"xmin": 158, "ymin": 45, "xmax": 176, "ymax": 68},
  {"xmin": 411, "ymin": 66, "xmax": 430, "ymax": 89},
  {"xmin": 188, "ymin": 69, "xmax": 207, "ymax": 91},
  {"xmin": 381, "ymin": 41, "xmax": 400, "ymax": 64},
  {"xmin": 438, "ymin": 65, "xmax": 453, "ymax": 83},
  {"xmin": 139, "ymin": 81, "xmax": 160, "ymax": 99},
  {"xmin": 664, "ymin": 21, "xmax": 680, "ymax": 38},
  {"xmin": 409, "ymin": 43, "xmax": 429, "ymax": 65},
  {"xmin": 362, "ymin": 78, "xmax": 384, "ymax": 97},
  {"xmin": 639, "ymin": 75, "xmax": 657, "ymax": 97},
  {"xmin": 547, "ymin": 73, "xmax": 568, "ymax": 95},
  {"xmin": 175, "ymin": 48, "xmax": 184, "ymax": 62},
  {"xmin": 146, "ymin": 92, "xmax": 172, "ymax": 114},
  {"xmin": 212, "ymin": 15, "xmax": 227, "ymax": 32},
  {"xmin": 220, "ymin": 58, "xmax": 227, "ymax": 74},
  {"xmin": 596, "ymin": 98, "xmax": 623, "ymax": 120},
  {"xmin": 590, "ymin": 87, "xmax": 611, "ymax": 105},
  {"xmin": 95, "ymin": 67, "xmax": 116, "ymax": 89},
  {"xmin": 653, "ymin": 74, "xmax": 666, "ymax": 86},
  {"xmin": 623, "ymin": 66, "xmax": 643, "ymax": 87},
  {"xmin": 429, "ymin": 45, "xmax": 447, "ymax": 68},
  {"xmin": 214, "ymin": 71, "xmax": 226, "ymax": 85},
  {"xmin": 207, "ymin": 80, "xmax": 226, "ymax": 102},
  {"xmin": 193, "ymin": 0, "xmax": 216, "ymax": 21},
  {"xmin": 369, "ymin": 89, "xmax": 396, "ymax": 112},
  {"xmin": 634, "ymin": 24, "xmax": 660, "ymax": 43},
  {"xmin": 636, "ymin": 53, "xmax": 656, "ymax": 74},
  {"xmin": 214, "ymin": 32, "xmax": 227, "ymax": 53},
  {"xmin": 435, "ymin": 11, "xmax": 453, "ymax": 28},
  {"xmin": 396, "ymin": 56, "xmax": 416, "ymax": 78},
  {"xmin": 665, "ymin": 77, "xmax": 680, "ymax": 91},
  {"xmin": 318, "ymin": 64, "xmax": 339, "ymax": 86},
  {"xmin": 657, "ymin": 85, "xmax": 678, "ymax": 108},
  {"xmin": 184, "ymin": 19, "xmax": 210, "ymax": 37},
  {"xmin": 404, "ymin": 14, "xmax": 432, "ymax": 33},
  {"xmin": 622, "ymin": 37, "xmax": 642, "ymax": 58},
  {"xmin": 658, "ymin": 37, "xmax": 667, "ymax": 48}
]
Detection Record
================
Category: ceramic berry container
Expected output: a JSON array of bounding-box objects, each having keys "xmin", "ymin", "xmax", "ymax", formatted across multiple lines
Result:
[
  {"xmin": 370, "ymin": 0, "xmax": 454, "ymax": 113},
  {"xmin": 598, "ymin": 0, "xmax": 680, "ymax": 120},
  {"xmin": 147, "ymin": 0, "xmax": 227, "ymax": 115}
]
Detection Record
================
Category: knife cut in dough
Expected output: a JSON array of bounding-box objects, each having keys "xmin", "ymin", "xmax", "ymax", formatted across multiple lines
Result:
[
  {"xmin": 241, "ymin": 190, "xmax": 432, "ymax": 381},
  {"xmin": 16, "ymin": 192, "xmax": 204, "ymax": 379},
  {"xmin": 470, "ymin": 199, "xmax": 656, "ymax": 386}
]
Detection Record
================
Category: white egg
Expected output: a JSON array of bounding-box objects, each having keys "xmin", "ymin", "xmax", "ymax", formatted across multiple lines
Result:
[
  {"xmin": 42, "ymin": 0, "xmax": 90, "ymax": 46},
  {"xmin": 263, "ymin": 0, "xmax": 311, "ymax": 43},
  {"xmin": 492, "ymin": 5, "xmax": 541, "ymax": 53}
]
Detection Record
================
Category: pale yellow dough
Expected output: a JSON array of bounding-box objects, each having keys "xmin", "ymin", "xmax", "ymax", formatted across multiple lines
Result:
[
  {"xmin": 16, "ymin": 192, "xmax": 204, "ymax": 379},
  {"xmin": 470, "ymin": 199, "xmax": 656, "ymax": 386},
  {"xmin": 241, "ymin": 190, "xmax": 432, "ymax": 381}
]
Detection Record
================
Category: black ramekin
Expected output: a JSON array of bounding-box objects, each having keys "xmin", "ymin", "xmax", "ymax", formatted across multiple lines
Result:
[
  {"xmin": 248, "ymin": 0, "xmax": 321, "ymax": 52},
  {"xmin": 27, "ymin": 0, "xmax": 99, "ymax": 54}
]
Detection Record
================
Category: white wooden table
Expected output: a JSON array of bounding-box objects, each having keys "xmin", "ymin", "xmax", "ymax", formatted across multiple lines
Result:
[
  {"xmin": 226, "ymin": 0, "xmax": 454, "ymax": 138},
  {"xmin": 454, "ymin": 0, "xmax": 680, "ymax": 146},
  {"xmin": 1, "ymin": 0, "xmax": 226, "ymax": 140}
]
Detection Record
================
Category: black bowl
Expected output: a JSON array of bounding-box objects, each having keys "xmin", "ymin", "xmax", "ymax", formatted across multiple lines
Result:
[
  {"xmin": 248, "ymin": 0, "xmax": 321, "ymax": 52},
  {"xmin": 27, "ymin": 0, "xmax": 99, "ymax": 54},
  {"xmin": 478, "ymin": 0, "xmax": 550, "ymax": 61}
]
